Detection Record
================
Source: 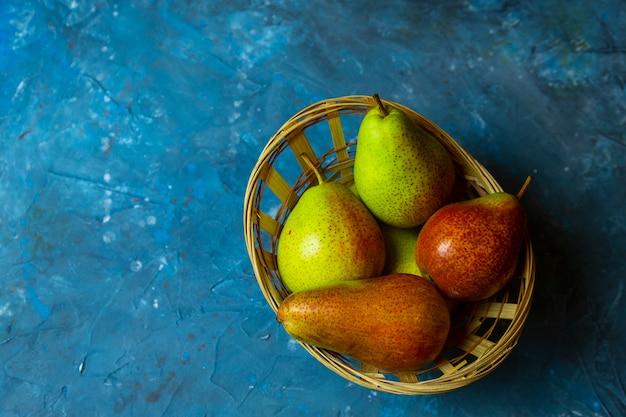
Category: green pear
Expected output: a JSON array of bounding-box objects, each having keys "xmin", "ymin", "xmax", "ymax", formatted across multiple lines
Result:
[
  {"xmin": 379, "ymin": 223, "xmax": 422, "ymax": 276},
  {"xmin": 276, "ymin": 154, "xmax": 386, "ymax": 293},
  {"xmin": 379, "ymin": 224, "xmax": 460, "ymax": 316},
  {"xmin": 354, "ymin": 95, "xmax": 455, "ymax": 228},
  {"xmin": 348, "ymin": 182, "xmax": 360, "ymax": 199},
  {"xmin": 277, "ymin": 273, "xmax": 451, "ymax": 372},
  {"xmin": 415, "ymin": 177, "xmax": 533, "ymax": 302}
]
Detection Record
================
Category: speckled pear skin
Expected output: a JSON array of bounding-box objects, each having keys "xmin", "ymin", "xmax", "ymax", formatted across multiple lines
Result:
[
  {"xmin": 379, "ymin": 222, "xmax": 422, "ymax": 276},
  {"xmin": 276, "ymin": 181, "xmax": 386, "ymax": 293},
  {"xmin": 276, "ymin": 273, "xmax": 451, "ymax": 373},
  {"xmin": 415, "ymin": 192, "xmax": 526, "ymax": 302},
  {"xmin": 354, "ymin": 104, "xmax": 455, "ymax": 228}
]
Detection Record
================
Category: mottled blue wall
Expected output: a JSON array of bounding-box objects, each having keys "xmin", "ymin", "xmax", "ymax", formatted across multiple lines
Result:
[{"xmin": 1, "ymin": 1, "xmax": 625, "ymax": 416}]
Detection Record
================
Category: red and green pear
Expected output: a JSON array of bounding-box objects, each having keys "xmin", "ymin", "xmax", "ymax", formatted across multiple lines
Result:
[
  {"xmin": 276, "ymin": 154, "xmax": 386, "ymax": 293},
  {"xmin": 277, "ymin": 273, "xmax": 451, "ymax": 372},
  {"xmin": 415, "ymin": 177, "xmax": 533, "ymax": 302}
]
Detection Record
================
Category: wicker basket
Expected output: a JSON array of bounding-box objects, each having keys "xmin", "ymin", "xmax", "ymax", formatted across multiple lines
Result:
[{"xmin": 243, "ymin": 95, "xmax": 535, "ymax": 395}]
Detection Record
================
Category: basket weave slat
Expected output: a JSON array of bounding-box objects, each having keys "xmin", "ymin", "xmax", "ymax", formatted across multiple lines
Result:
[
  {"xmin": 288, "ymin": 132, "xmax": 318, "ymax": 173},
  {"xmin": 458, "ymin": 335, "xmax": 496, "ymax": 357},
  {"xmin": 327, "ymin": 112, "xmax": 352, "ymax": 177},
  {"xmin": 258, "ymin": 247, "xmax": 277, "ymax": 274},
  {"xmin": 475, "ymin": 302, "xmax": 518, "ymax": 320},
  {"xmin": 259, "ymin": 163, "xmax": 293, "ymax": 205},
  {"xmin": 359, "ymin": 363, "xmax": 379, "ymax": 375},
  {"xmin": 439, "ymin": 358, "xmax": 468, "ymax": 376},
  {"xmin": 243, "ymin": 95, "xmax": 535, "ymax": 394},
  {"xmin": 399, "ymin": 372, "xmax": 419, "ymax": 383},
  {"xmin": 258, "ymin": 210, "xmax": 280, "ymax": 237},
  {"xmin": 328, "ymin": 159, "xmax": 356, "ymax": 184}
]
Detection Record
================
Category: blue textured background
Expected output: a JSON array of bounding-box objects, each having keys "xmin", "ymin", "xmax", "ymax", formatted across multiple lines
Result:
[{"xmin": 1, "ymin": 1, "xmax": 625, "ymax": 416}]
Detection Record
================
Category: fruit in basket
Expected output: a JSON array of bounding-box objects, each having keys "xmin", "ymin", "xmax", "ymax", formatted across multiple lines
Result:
[
  {"xmin": 277, "ymin": 273, "xmax": 450, "ymax": 372},
  {"xmin": 276, "ymin": 154, "xmax": 386, "ymax": 293},
  {"xmin": 415, "ymin": 177, "xmax": 533, "ymax": 302},
  {"xmin": 379, "ymin": 223, "xmax": 422, "ymax": 276},
  {"xmin": 353, "ymin": 94, "xmax": 455, "ymax": 228}
]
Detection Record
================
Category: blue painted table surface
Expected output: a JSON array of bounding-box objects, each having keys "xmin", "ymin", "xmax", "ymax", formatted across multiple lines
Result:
[{"xmin": 1, "ymin": 1, "xmax": 625, "ymax": 416}]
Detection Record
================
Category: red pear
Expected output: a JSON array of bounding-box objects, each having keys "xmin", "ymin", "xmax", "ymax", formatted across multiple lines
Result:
[{"xmin": 415, "ymin": 177, "xmax": 532, "ymax": 302}]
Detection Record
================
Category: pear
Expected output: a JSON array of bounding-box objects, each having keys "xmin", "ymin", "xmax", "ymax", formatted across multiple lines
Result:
[
  {"xmin": 276, "ymin": 154, "xmax": 386, "ymax": 293},
  {"xmin": 415, "ymin": 177, "xmax": 533, "ymax": 302},
  {"xmin": 379, "ymin": 223, "xmax": 422, "ymax": 276},
  {"xmin": 353, "ymin": 95, "xmax": 455, "ymax": 228},
  {"xmin": 276, "ymin": 273, "xmax": 451, "ymax": 373},
  {"xmin": 378, "ymin": 224, "xmax": 462, "ymax": 316}
]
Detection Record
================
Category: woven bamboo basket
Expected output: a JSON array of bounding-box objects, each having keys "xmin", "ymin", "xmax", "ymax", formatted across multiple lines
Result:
[{"xmin": 243, "ymin": 95, "xmax": 535, "ymax": 395}]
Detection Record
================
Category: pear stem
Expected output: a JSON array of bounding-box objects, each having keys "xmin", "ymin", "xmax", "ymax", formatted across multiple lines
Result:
[
  {"xmin": 373, "ymin": 94, "xmax": 388, "ymax": 117},
  {"xmin": 516, "ymin": 175, "xmax": 534, "ymax": 199},
  {"xmin": 300, "ymin": 153, "xmax": 326, "ymax": 184}
]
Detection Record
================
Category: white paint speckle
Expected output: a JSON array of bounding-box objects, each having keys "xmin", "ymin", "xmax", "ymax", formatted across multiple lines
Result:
[
  {"xmin": 130, "ymin": 260, "xmax": 143, "ymax": 272},
  {"xmin": 0, "ymin": 303, "xmax": 13, "ymax": 318},
  {"xmin": 146, "ymin": 215, "xmax": 156, "ymax": 225},
  {"xmin": 100, "ymin": 137, "xmax": 113, "ymax": 153},
  {"xmin": 287, "ymin": 338, "xmax": 299, "ymax": 352},
  {"xmin": 228, "ymin": 111, "xmax": 241, "ymax": 123},
  {"xmin": 470, "ymin": 109, "xmax": 486, "ymax": 130},
  {"xmin": 102, "ymin": 197, "xmax": 112, "ymax": 224},
  {"xmin": 13, "ymin": 80, "xmax": 26, "ymax": 100},
  {"xmin": 267, "ymin": 203, "xmax": 281, "ymax": 218},
  {"xmin": 102, "ymin": 231, "xmax": 116, "ymax": 243},
  {"xmin": 117, "ymin": 136, "xmax": 133, "ymax": 145}
]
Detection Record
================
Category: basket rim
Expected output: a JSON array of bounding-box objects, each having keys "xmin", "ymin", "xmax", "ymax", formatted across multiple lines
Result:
[{"xmin": 243, "ymin": 95, "xmax": 535, "ymax": 395}]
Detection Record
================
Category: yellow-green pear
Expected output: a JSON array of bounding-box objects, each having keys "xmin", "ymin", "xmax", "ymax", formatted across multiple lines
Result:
[
  {"xmin": 379, "ymin": 223, "xmax": 422, "ymax": 276},
  {"xmin": 354, "ymin": 95, "xmax": 455, "ymax": 228},
  {"xmin": 277, "ymin": 273, "xmax": 451, "ymax": 372},
  {"xmin": 276, "ymin": 154, "xmax": 386, "ymax": 293}
]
